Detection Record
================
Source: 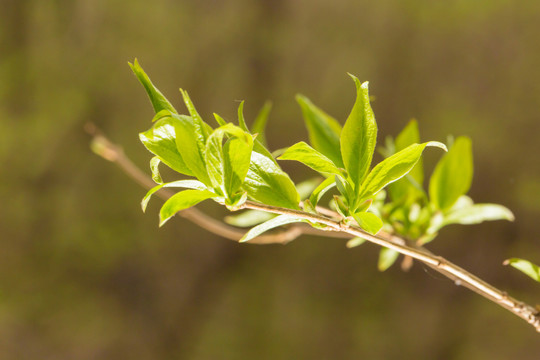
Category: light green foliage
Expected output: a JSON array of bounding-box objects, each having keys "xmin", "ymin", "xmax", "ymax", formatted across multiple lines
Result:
[
  {"xmin": 378, "ymin": 248, "xmax": 400, "ymax": 272},
  {"xmin": 240, "ymin": 215, "xmax": 306, "ymax": 242},
  {"xmin": 160, "ymin": 189, "xmax": 217, "ymax": 226},
  {"xmin": 251, "ymin": 101, "xmax": 272, "ymax": 147},
  {"xmin": 133, "ymin": 62, "xmax": 515, "ymax": 277},
  {"xmin": 340, "ymin": 76, "xmax": 377, "ymax": 195},
  {"xmin": 278, "ymin": 141, "xmax": 343, "ymax": 176},
  {"xmin": 296, "ymin": 95, "xmax": 343, "ymax": 168},
  {"xmin": 129, "ymin": 59, "xmax": 177, "ymax": 114},
  {"xmin": 429, "ymin": 137, "xmax": 473, "ymax": 211},
  {"xmin": 504, "ymin": 258, "xmax": 540, "ymax": 282}
]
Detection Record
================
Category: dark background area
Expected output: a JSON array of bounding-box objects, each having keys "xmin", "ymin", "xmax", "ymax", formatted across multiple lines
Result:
[{"xmin": 2, "ymin": 0, "xmax": 540, "ymax": 358}]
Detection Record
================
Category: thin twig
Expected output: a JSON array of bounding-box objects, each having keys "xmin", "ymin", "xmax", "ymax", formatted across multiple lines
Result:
[{"xmin": 87, "ymin": 123, "xmax": 540, "ymax": 333}]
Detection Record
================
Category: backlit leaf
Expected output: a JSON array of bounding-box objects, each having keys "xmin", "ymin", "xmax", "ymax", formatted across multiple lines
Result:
[
  {"xmin": 352, "ymin": 211, "xmax": 383, "ymax": 235},
  {"xmin": 240, "ymin": 214, "xmax": 305, "ymax": 242},
  {"xmin": 378, "ymin": 247, "xmax": 400, "ymax": 271},
  {"xmin": 159, "ymin": 189, "xmax": 216, "ymax": 226},
  {"xmin": 429, "ymin": 136, "xmax": 473, "ymax": 211},
  {"xmin": 340, "ymin": 76, "xmax": 377, "ymax": 192},
  {"xmin": 296, "ymin": 94, "xmax": 343, "ymax": 167},
  {"xmin": 278, "ymin": 141, "xmax": 343, "ymax": 176},
  {"xmin": 129, "ymin": 59, "xmax": 177, "ymax": 114},
  {"xmin": 504, "ymin": 258, "xmax": 540, "ymax": 282},
  {"xmin": 141, "ymin": 179, "xmax": 208, "ymax": 212},
  {"xmin": 243, "ymin": 152, "xmax": 300, "ymax": 209}
]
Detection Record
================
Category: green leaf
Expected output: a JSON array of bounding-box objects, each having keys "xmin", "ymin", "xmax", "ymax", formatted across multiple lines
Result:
[
  {"xmin": 388, "ymin": 120, "xmax": 425, "ymax": 202},
  {"xmin": 173, "ymin": 113, "xmax": 212, "ymax": 185},
  {"xmin": 141, "ymin": 180, "xmax": 208, "ymax": 212},
  {"xmin": 352, "ymin": 212, "xmax": 383, "ymax": 235},
  {"xmin": 139, "ymin": 117, "xmax": 194, "ymax": 176},
  {"xmin": 504, "ymin": 258, "xmax": 540, "ymax": 282},
  {"xmin": 129, "ymin": 59, "xmax": 177, "ymax": 114},
  {"xmin": 358, "ymin": 142, "xmax": 446, "ymax": 204},
  {"xmin": 243, "ymin": 152, "xmax": 300, "ymax": 209},
  {"xmin": 240, "ymin": 214, "xmax": 305, "ymax": 242},
  {"xmin": 442, "ymin": 204, "xmax": 514, "ymax": 227},
  {"xmin": 205, "ymin": 124, "xmax": 254, "ymax": 198},
  {"xmin": 340, "ymin": 76, "xmax": 377, "ymax": 191},
  {"xmin": 296, "ymin": 94, "xmax": 343, "ymax": 168},
  {"xmin": 429, "ymin": 136, "xmax": 473, "ymax": 211},
  {"xmin": 224, "ymin": 210, "xmax": 276, "ymax": 227},
  {"xmin": 252, "ymin": 101, "xmax": 272, "ymax": 147},
  {"xmin": 159, "ymin": 189, "xmax": 216, "ymax": 226},
  {"xmin": 150, "ymin": 156, "xmax": 163, "ymax": 184},
  {"xmin": 309, "ymin": 176, "xmax": 337, "ymax": 208},
  {"xmin": 237, "ymin": 101, "xmax": 249, "ymax": 132},
  {"xmin": 378, "ymin": 248, "xmax": 400, "ymax": 271},
  {"xmin": 179, "ymin": 88, "xmax": 212, "ymax": 139},
  {"xmin": 213, "ymin": 113, "xmax": 228, "ymax": 127},
  {"xmin": 346, "ymin": 237, "xmax": 367, "ymax": 248},
  {"xmin": 278, "ymin": 141, "xmax": 343, "ymax": 176}
]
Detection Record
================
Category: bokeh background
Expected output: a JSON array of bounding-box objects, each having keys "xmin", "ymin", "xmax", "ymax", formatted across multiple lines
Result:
[{"xmin": 2, "ymin": 0, "xmax": 540, "ymax": 358}]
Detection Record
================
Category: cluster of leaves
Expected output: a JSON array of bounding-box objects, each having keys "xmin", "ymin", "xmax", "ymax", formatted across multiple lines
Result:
[{"xmin": 130, "ymin": 59, "xmax": 539, "ymax": 281}]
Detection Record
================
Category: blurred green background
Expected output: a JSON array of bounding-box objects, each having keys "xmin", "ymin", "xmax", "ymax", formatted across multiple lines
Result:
[{"xmin": 2, "ymin": 0, "xmax": 540, "ymax": 358}]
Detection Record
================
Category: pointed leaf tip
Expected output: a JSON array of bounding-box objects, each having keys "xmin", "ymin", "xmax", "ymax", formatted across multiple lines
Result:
[{"xmin": 426, "ymin": 141, "xmax": 448, "ymax": 152}]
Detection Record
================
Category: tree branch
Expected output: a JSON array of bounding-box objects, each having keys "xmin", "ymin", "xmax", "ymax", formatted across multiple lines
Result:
[{"xmin": 87, "ymin": 123, "xmax": 540, "ymax": 333}]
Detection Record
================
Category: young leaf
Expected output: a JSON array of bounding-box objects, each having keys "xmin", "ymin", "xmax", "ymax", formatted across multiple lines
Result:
[
  {"xmin": 150, "ymin": 156, "xmax": 163, "ymax": 184},
  {"xmin": 388, "ymin": 120, "xmax": 425, "ymax": 202},
  {"xmin": 240, "ymin": 214, "xmax": 305, "ymax": 242},
  {"xmin": 309, "ymin": 176, "xmax": 337, "ymax": 208},
  {"xmin": 504, "ymin": 258, "xmax": 540, "ymax": 282},
  {"xmin": 358, "ymin": 142, "xmax": 446, "ymax": 204},
  {"xmin": 429, "ymin": 136, "xmax": 473, "ymax": 211},
  {"xmin": 243, "ymin": 152, "xmax": 300, "ymax": 209},
  {"xmin": 159, "ymin": 189, "xmax": 216, "ymax": 226},
  {"xmin": 346, "ymin": 237, "xmax": 367, "ymax": 248},
  {"xmin": 179, "ymin": 88, "xmax": 212, "ymax": 139},
  {"xmin": 278, "ymin": 141, "xmax": 343, "ymax": 176},
  {"xmin": 340, "ymin": 76, "xmax": 377, "ymax": 191},
  {"xmin": 296, "ymin": 94, "xmax": 343, "ymax": 167},
  {"xmin": 296, "ymin": 177, "xmax": 323, "ymax": 200},
  {"xmin": 378, "ymin": 247, "xmax": 400, "ymax": 271},
  {"xmin": 141, "ymin": 179, "xmax": 208, "ymax": 212},
  {"xmin": 213, "ymin": 113, "xmax": 228, "ymax": 127},
  {"xmin": 352, "ymin": 211, "xmax": 383, "ymax": 235},
  {"xmin": 224, "ymin": 210, "xmax": 276, "ymax": 227},
  {"xmin": 139, "ymin": 117, "xmax": 194, "ymax": 176},
  {"xmin": 442, "ymin": 204, "xmax": 514, "ymax": 227},
  {"xmin": 252, "ymin": 101, "xmax": 272, "ymax": 147},
  {"xmin": 173, "ymin": 113, "xmax": 212, "ymax": 186},
  {"xmin": 205, "ymin": 124, "xmax": 254, "ymax": 198},
  {"xmin": 237, "ymin": 101, "xmax": 249, "ymax": 132},
  {"xmin": 129, "ymin": 59, "xmax": 177, "ymax": 114}
]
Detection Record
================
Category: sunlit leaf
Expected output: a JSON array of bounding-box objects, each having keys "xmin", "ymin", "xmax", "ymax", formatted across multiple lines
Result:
[
  {"xmin": 150, "ymin": 156, "xmax": 163, "ymax": 184},
  {"xmin": 141, "ymin": 179, "xmax": 208, "ymax": 212},
  {"xmin": 358, "ymin": 142, "xmax": 446, "ymax": 205},
  {"xmin": 159, "ymin": 189, "xmax": 216, "ymax": 226},
  {"xmin": 224, "ymin": 210, "xmax": 276, "ymax": 227},
  {"xmin": 442, "ymin": 204, "xmax": 514, "ymax": 227},
  {"xmin": 346, "ymin": 237, "xmax": 367, "ymax": 248},
  {"xmin": 139, "ymin": 117, "xmax": 194, "ymax": 176},
  {"xmin": 429, "ymin": 136, "xmax": 473, "ymax": 211},
  {"xmin": 243, "ymin": 152, "xmax": 301, "ymax": 209},
  {"xmin": 240, "ymin": 214, "xmax": 305, "ymax": 242},
  {"xmin": 278, "ymin": 141, "xmax": 343, "ymax": 176},
  {"xmin": 296, "ymin": 94, "xmax": 343, "ymax": 167},
  {"xmin": 378, "ymin": 247, "xmax": 400, "ymax": 271},
  {"xmin": 340, "ymin": 76, "xmax": 377, "ymax": 192},
  {"xmin": 205, "ymin": 124, "xmax": 254, "ymax": 198},
  {"xmin": 504, "ymin": 258, "xmax": 540, "ymax": 282},
  {"xmin": 352, "ymin": 211, "xmax": 383, "ymax": 235},
  {"xmin": 129, "ymin": 59, "xmax": 177, "ymax": 114},
  {"xmin": 309, "ymin": 176, "xmax": 337, "ymax": 208}
]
